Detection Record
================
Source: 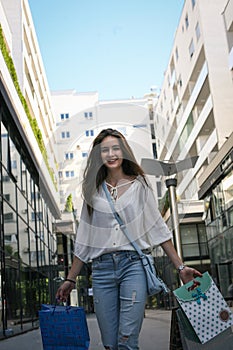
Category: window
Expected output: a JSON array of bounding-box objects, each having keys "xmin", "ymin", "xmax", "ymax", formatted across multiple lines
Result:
[
  {"xmin": 185, "ymin": 14, "xmax": 189, "ymax": 29},
  {"xmin": 3, "ymin": 193, "xmax": 10, "ymax": 201},
  {"xmin": 181, "ymin": 224, "xmax": 208, "ymax": 259},
  {"xmin": 60, "ymin": 113, "xmax": 69, "ymax": 120},
  {"xmin": 149, "ymin": 108, "xmax": 154, "ymax": 120},
  {"xmin": 31, "ymin": 251, "xmax": 44, "ymax": 262},
  {"xmin": 38, "ymin": 231, "xmax": 44, "ymax": 240},
  {"xmin": 175, "ymin": 47, "xmax": 179, "ymax": 61},
  {"xmin": 58, "ymin": 171, "xmax": 63, "ymax": 178},
  {"xmin": 133, "ymin": 124, "xmax": 147, "ymax": 128},
  {"xmin": 65, "ymin": 152, "xmax": 74, "ymax": 160},
  {"xmin": 178, "ymin": 75, "xmax": 182, "ymax": 88},
  {"xmin": 163, "ymin": 91, "xmax": 166, "ymax": 101},
  {"xmin": 189, "ymin": 39, "xmax": 195, "ymax": 58},
  {"xmin": 65, "ymin": 171, "xmax": 75, "ymax": 178},
  {"xmin": 152, "ymin": 143, "xmax": 157, "ymax": 159},
  {"xmin": 82, "ymin": 152, "xmax": 88, "ymax": 158},
  {"xmin": 195, "ymin": 22, "xmax": 200, "ymax": 41},
  {"xmin": 85, "ymin": 130, "xmax": 94, "ymax": 137},
  {"xmin": 150, "ymin": 124, "xmax": 155, "ymax": 140},
  {"xmin": 170, "ymin": 99, "xmax": 173, "ymax": 113},
  {"xmin": 4, "ymin": 212, "xmax": 14, "ymax": 221},
  {"xmin": 11, "ymin": 160, "xmax": 17, "ymax": 169},
  {"xmin": 31, "ymin": 212, "xmax": 43, "ymax": 221},
  {"xmin": 5, "ymin": 234, "xmax": 17, "ymax": 243},
  {"xmin": 61, "ymin": 131, "xmax": 70, "ymax": 139},
  {"xmin": 31, "ymin": 192, "xmax": 40, "ymax": 201},
  {"xmin": 191, "ymin": 0, "xmax": 196, "ymax": 8},
  {"xmin": 84, "ymin": 112, "xmax": 93, "ymax": 119},
  {"xmin": 178, "ymin": 112, "xmax": 194, "ymax": 149},
  {"xmin": 160, "ymin": 101, "xmax": 163, "ymax": 112}
]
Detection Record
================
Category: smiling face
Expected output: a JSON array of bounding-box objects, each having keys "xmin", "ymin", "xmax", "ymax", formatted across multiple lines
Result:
[{"xmin": 100, "ymin": 136, "xmax": 123, "ymax": 170}]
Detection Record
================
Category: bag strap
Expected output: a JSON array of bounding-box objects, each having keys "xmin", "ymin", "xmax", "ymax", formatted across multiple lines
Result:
[{"xmin": 102, "ymin": 181, "xmax": 144, "ymax": 258}]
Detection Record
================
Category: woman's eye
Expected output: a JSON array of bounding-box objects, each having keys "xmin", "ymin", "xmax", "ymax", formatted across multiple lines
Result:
[{"xmin": 101, "ymin": 148, "xmax": 109, "ymax": 153}]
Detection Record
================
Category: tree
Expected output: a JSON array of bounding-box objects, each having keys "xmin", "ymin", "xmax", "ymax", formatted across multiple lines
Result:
[{"xmin": 64, "ymin": 194, "xmax": 74, "ymax": 212}]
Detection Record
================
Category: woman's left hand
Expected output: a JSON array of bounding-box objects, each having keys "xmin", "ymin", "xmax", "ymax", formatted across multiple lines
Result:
[{"xmin": 179, "ymin": 266, "xmax": 202, "ymax": 284}]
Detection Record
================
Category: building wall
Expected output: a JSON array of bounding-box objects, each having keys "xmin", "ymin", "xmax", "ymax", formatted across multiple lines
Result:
[
  {"xmin": 198, "ymin": 135, "xmax": 233, "ymax": 297},
  {"xmin": 0, "ymin": 0, "xmax": 61, "ymax": 337},
  {"xmin": 52, "ymin": 90, "xmax": 158, "ymax": 215},
  {"xmin": 154, "ymin": 0, "xmax": 233, "ymax": 202},
  {"xmin": 152, "ymin": 0, "xmax": 233, "ymax": 297},
  {"xmin": 1, "ymin": 0, "xmax": 59, "ymax": 190}
]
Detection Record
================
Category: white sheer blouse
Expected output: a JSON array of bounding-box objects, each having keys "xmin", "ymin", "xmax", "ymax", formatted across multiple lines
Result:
[{"xmin": 74, "ymin": 176, "xmax": 173, "ymax": 262}]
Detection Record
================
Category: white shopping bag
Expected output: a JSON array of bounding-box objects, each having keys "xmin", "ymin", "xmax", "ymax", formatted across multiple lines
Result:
[{"xmin": 173, "ymin": 271, "xmax": 233, "ymax": 344}]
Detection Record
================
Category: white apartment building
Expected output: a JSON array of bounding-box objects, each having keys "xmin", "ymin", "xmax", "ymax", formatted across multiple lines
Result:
[
  {"xmin": 154, "ymin": 0, "xmax": 233, "ymax": 202},
  {"xmin": 0, "ymin": 0, "xmax": 61, "ymax": 334},
  {"xmin": 52, "ymin": 90, "xmax": 158, "ymax": 216},
  {"xmin": 151, "ymin": 0, "xmax": 233, "ymax": 293},
  {"xmin": 1, "ymin": 0, "xmax": 59, "ymax": 196}
]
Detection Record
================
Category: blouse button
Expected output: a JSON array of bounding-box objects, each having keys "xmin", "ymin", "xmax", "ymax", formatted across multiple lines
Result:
[{"xmin": 115, "ymin": 226, "xmax": 119, "ymax": 231}]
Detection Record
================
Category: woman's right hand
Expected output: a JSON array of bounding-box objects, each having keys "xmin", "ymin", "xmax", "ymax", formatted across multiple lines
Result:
[
  {"xmin": 56, "ymin": 257, "xmax": 83, "ymax": 302},
  {"xmin": 56, "ymin": 280, "xmax": 75, "ymax": 302}
]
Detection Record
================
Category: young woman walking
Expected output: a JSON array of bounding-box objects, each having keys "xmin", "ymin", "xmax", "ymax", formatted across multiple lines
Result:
[{"xmin": 56, "ymin": 128, "xmax": 201, "ymax": 350}]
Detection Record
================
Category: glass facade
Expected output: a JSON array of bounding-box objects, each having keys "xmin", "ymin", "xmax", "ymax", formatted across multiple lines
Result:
[
  {"xmin": 180, "ymin": 223, "xmax": 209, "ymax": 260},
  {"xmin": 204, "ymin": 166, "xmax": 233, "ymax": 298},
  {"xmin": 0, "ymin": 112, "xmax": 58, "ymax": 337}
]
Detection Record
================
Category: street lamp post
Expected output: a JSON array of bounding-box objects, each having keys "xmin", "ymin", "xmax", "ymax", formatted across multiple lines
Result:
[
  {"xmin": 141, "ymin": 156, "xmax": 198, "ymax": 264},
  {"xmin": 165, "ymin": 178, "xmax": 182, "ymax": 259}
]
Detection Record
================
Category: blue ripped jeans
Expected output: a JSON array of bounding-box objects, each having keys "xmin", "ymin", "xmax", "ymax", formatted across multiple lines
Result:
[{"xmin": 92, "ymin": 251, "xmax": 147, "ymax": 350}]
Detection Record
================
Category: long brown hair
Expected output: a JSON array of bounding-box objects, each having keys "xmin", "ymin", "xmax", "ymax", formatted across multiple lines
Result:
[{"xmin": 82, "ymin": 128, "xmax": 147, "ymax": 214}]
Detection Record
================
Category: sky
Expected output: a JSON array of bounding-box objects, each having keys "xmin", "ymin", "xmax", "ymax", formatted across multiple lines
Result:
[{"xmin": 28, "ymin": 0, "xmax": 184, "ymax": 101}]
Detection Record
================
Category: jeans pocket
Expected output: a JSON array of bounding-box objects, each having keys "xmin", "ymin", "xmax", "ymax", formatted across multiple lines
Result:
[
  {"xmin": 128, "ymin": 252, "xmax": 140, "ymax": 262},
  {"xmin": 92, "ymin": 260, "xmax": 100, "ymax": 270}
]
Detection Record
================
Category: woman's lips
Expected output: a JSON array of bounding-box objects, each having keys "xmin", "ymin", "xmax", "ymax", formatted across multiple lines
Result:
[{"xmin": 107, "ymin": 158, "xmax": 118, "ymax": 162}]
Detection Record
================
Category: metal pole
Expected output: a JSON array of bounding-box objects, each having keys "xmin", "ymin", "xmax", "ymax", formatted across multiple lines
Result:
[{"xmin": 165, "ymin": 178, "xmax": 183, "ymax": 262}]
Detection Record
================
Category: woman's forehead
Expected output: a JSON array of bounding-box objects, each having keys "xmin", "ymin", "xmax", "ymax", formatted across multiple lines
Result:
[{"xmin": 101, "ymin": 136, "xmax": 120, "ymax": 146}]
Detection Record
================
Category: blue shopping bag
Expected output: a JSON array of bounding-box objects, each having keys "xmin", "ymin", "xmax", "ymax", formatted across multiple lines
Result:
[{"xmin": 39, "ymin": 304, "xmax": 90, "ymax": 350}]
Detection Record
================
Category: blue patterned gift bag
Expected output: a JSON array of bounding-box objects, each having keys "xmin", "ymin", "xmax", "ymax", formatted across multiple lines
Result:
[
  {"xmin": 39, "ymin": 304, "xmax": 90, "ymax": 350},
  {"xmin": 173, "ymin": 271, "xmax": 233, "ymax": 344}
]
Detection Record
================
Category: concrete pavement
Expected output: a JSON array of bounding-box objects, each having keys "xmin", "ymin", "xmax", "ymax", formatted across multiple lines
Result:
[{"xmin": 0, "ymin": 309, "xmax": 172, "ymax": 350}]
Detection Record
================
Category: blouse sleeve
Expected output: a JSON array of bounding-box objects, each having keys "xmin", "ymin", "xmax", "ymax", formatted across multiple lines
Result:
[
  {"xmin": 118, "ymin": 177, "xmax": 173, "ymax": 247},
  {"xmin": 143, "ymin": 183, "xmax": 173, "ymax": 246},
  {"xmin": 74, "ymin": 202, "xmax": 93, "ymax": 262}
]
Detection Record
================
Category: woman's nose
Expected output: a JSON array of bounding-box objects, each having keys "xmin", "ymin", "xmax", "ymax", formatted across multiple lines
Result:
[{"xmin": 108, "ymin": 147, "xmax": 114, "ymax": 156}]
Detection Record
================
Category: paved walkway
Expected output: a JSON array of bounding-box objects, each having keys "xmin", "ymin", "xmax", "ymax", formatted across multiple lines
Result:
[{"xmin": 0, "ymin": 309, "xmax": 172, "ymax": 350}]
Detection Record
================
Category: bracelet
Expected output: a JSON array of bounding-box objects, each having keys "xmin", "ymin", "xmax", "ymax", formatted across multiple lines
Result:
[
  {"xmin": 65, "ymin": 278, "xmax": 76, "ymax": 284},
  {"xmin": 177, "ymin": 264, "xmax": 186, "ymax": 274}
]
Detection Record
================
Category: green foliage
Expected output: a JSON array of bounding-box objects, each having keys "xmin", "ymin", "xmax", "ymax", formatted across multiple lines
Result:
[
  {"xmin": 5, "ymin": 244, "xmax": 13, "ymax": 256},
  {"xmin": 0, "ymin": 25, "xmax": 57, "ymax": 190},
  {"xmin": 158, "ymin": 190, "xmax": 170, "ymax": 216},
  {"xmin": 65, "ymin": 194, "xmax": 74, "ymax": 212}
]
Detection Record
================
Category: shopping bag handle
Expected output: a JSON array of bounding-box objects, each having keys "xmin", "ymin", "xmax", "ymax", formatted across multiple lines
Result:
[{"xmin": 52, "ymin": 298, "xmax": 72, "ymax": 314}]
